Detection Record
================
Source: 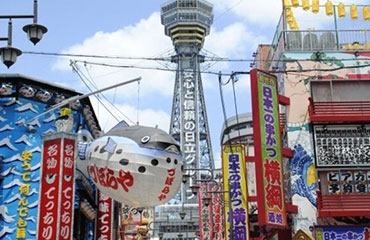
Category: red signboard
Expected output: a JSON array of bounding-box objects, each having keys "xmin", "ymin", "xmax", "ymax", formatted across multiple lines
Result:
[
  {"xmin": 198, "ymin": 183, "xmax": 213, "ymax": 240},
  {"xmin": 250, "ymin": 69, "xmax": 287, "ymax": 228},
  {"xmin": 59, "ymin": 138, "xmax": 76, "ymax": 239},
  {"xmin": 37, "ymin": 138, "xmax": 62, "ymax": 240},
  {"xmin": 210, "ymin": 183, "xmax": 223, "ymax": 240},
  {"xmin": 96, "ymin": 191, "xmax": 113, "ymax": 240}
]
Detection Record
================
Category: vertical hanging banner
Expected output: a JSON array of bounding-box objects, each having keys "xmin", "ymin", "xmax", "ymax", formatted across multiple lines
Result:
[
  {"xmin": 37, "ymin": 137, "xmax": 62, "ymax": 240},
  {"xmin": 59, "ymin": 138, "xmax": 76, "ymax": 240},
  {"xmin": 250, "ymin": 69, "xmax": 287, "ymax": 227},
  {"xmin": 37, "ymin": 133, "xmax": 77, "ymax": 240},
  {"xmin": 198, "ymin": 183, "xmax": 213, "ymax": 240},
  {"xmin": 209, "ymin": 183, "xmax": 223, "ymax": 240},
  {"xmin": 222, "ymin": 144, "xmax": 249, "ymax": 240},
  {"xmin": 96, "ymin": 191, "xmax": 113, "ymax": 240}
]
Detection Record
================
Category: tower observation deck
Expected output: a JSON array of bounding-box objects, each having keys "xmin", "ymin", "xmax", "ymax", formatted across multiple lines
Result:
[{"xmin": 161, "ymin": 0, "xmax": 215, "ymax": 201}]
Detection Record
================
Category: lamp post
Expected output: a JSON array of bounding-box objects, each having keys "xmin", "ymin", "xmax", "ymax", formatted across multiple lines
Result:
[{"xmin": 0, "ymin": 0, "xmax": 47, "ymax": 68}]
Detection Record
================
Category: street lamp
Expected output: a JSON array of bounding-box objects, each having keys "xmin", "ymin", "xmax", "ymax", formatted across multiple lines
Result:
[{"xmin": 0, "ymin": 0, "xmax": 47, "ymax": 68}]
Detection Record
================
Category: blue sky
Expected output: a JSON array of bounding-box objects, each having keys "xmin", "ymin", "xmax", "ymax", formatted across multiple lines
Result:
[{"xmin": 1, "ymin": 0, "xmax": 368, "ymax": 166}]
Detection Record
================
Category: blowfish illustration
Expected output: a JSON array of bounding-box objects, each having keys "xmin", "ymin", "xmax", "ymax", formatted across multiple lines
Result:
[
  {"xmin": 0, "ymin": 82, "xmax": 13, "ymax": 96},
  {"xmin": 36, "ymin": 89, "xmax": 53, "ymax": 102},
  {"xmin": 19, "ymin": 85, "xmax": 36, "ymax": 98},
  {"xmin": 83, "ymin": 124, "xmax": 183, "ymax": 207}
]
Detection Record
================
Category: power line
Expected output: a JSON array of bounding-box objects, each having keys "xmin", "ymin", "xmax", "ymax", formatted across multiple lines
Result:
[
  {"xmin": 23, "ymin": 50, "xmax": 370, "ymax": 63},
  {"xmin": 72, "ymin": 60, "xmax": 370, "ymax": 77}
]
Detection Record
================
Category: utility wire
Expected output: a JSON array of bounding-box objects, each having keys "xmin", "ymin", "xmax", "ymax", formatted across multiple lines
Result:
[
  {"xmin": 71, "ymin": 62, "xmax": 126, "ymax": 124},
  {"xmin": 73, "ymin": 61, "xmax": 137, "ymax": 125},
  {"xmin": 22, "ymin": 50, "xmax": 370, "ymax": 63},
  {"xmin": 73, "ymin": 60, "xmax": 370, "ymax": 77}
]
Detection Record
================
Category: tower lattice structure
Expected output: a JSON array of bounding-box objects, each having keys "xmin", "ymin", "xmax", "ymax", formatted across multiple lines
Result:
[{"xmin": 161, "ymin": 0, "xmax": 215, "ymax": 202}]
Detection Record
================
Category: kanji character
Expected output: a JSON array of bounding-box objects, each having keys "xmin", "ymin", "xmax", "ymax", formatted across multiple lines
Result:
[
  {"xmin": 99, "ymin": 202, "xmax": 110, "ymax": 213},
  {"xmin": 266, "ymin": 184, "xmax": 283, "ymax": 208},
  {"xmin": 16, "ymin": 227, "xmax": 27, "ymax": 239},
  {"xmin": 264, "ymin": 159, "xmax": 281, "ymax": 184},
  {"xmin": 47, "ymin": 144, "xmax": 58, "ymax": 157},
  {"xmin": 21, "ymin": 150, "xmax": 33, "ymax": 161},
  {"xmin": 232, "ymin": 208, "xmax": 246, "ymax": 225},
  {"xmin": 19, "ymin": 184, "xmax": 30, "ymax": 196},
  {"xmin": 233, "ymin": 226, "xmax": 247, "ymax": 240}
]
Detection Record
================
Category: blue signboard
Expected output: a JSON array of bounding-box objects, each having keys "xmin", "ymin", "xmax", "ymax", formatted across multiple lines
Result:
[
  {"xmin": 0, "ymin": 95, "xmax": 85, "ymax": 239},
  {"xmin": 316, "ymin": 226, "xmax": 370, "ymax": 240}
]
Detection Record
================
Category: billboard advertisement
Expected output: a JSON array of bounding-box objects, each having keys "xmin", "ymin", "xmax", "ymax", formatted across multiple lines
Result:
[
  {"xmin": 250, "ymin": 69, "xmax": 287, "ymax": 228},
  {"xmin": 222, "ymin": 144, "xmax": 249, "ymax": 240},
  {"xmin": 316, "ymin": 226, "xmax": 370, "ymax": 240}
]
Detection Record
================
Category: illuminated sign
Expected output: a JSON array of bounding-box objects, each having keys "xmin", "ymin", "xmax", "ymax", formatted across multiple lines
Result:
[
  {"xmin": 222, "ymin": 144, "xmax": 249, "ymax": 240},
  {"xmin": 314, "ymin": 125, "xmax": 370, "ymax": 168},
  {"xmin": 250, "ymin": 69, "xmax": 287, "ymax": 227}
]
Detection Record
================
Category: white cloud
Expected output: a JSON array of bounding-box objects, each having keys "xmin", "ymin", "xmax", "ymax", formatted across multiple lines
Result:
[
  {"xmin": 53, "ymin": 12, "xmax": 176, "ymax": 98},
  {"xmin": 91, "ymin": 97, "xmax": 171, "ymax": 133}
]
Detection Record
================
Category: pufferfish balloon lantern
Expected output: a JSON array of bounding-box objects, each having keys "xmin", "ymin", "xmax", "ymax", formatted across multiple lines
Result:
[{"xmin": 87, "ymin": 125, "xmax": 183, "ymax": 207}]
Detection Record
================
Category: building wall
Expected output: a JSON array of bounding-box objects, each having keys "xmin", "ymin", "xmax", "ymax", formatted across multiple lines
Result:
[
  {"xmin": 0, "ymin": 79, "xmax": 97, "ymax": 240},
  {"xmin": 281, "ymin": 51, "xmax": 370, "ymax": 234}
]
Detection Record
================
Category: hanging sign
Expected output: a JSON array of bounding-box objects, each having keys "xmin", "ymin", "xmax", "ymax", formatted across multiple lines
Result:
[{"xmin": 250, "ymin": 69, "xmax": 287, "ymax": 228}]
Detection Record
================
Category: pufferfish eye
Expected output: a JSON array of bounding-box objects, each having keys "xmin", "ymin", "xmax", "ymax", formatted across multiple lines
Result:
[
  {"xmin": 165, "ymin": 145, "xmax": 180, "ymax": 154},
  {"xmin": 141, "ymin": 136, "xmax": 150, "ymax": 144}
]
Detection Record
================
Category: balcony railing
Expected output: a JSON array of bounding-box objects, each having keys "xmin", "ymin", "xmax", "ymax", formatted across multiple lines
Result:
[
  {"xmin": 308, "ymin": 98, "xmax": 370, "ymax": 122},
  {"xmin": 268, "ymin": 29, "xmax": 370, "ymax": 63},
  {"xmin": 317, "ymin": 190, "xmax": 370, "ymax": 217}
]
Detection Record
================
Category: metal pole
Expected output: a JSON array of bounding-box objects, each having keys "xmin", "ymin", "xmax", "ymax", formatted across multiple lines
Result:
[
  {"xmin": 7, "ymin": 19, "xmax": 12, "ymax": 46},
  {"xmin": 333, "ymin": 6, "xmax": 340, "ymax": 50},
  {"xmin": 228, "ymin": 183, "xmax": 233, "ymax": 240},
  {"xmin": 33, "ymin": 0, "xmax": 38, "ymax": 23},
  {"xmin": 25, "ymin": 77, "xmax": 141, "ymax": 125}
]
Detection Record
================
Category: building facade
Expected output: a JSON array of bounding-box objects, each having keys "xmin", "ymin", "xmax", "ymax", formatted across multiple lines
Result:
[
  {"xmin": 0, "ymin": 74, "xmax": 105, "ymax": 240},
  {"xmin": 262, "ymin": 3, "xmax": 370, "ymax": 239}
]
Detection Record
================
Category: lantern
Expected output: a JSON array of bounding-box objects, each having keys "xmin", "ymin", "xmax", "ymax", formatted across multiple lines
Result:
[
  {"xmin": 291, "ymin": 0, "xmax": 299, "ymax": 7},
  {"xmin": 284, "ymin": 0, "xmax": 290, "ymax": 7},
  {"xmin": 287, "ymin": 15, "xmax": 295, "ymax": 24},
  {"xmin": 350, "ymin": 4, "xmax": 358, "ymax": 19},
  {"xmin": 286, "ymin": 8, "xmax": 294, "ymax": 18},
  {"xmin": 302, "ymin": 0, "xmax": 310, "ymax": 11},
  {"xmin": 325, "ymin": 1, "xmax": 333, "ymax": 16},
  {"xmin": 87, "ymin": 125, "xmax": 183, "ymax": 207},
  {"xmin": 312, "ymin": 0, "xmax": 320, "ymax": 13},
  {"xmin": 363, "ymin": 6, "xmax": 370, "ymax": 20},
  {"xmin": 338, "ymin": 3, "xmax": 346, "ymax": 18}
]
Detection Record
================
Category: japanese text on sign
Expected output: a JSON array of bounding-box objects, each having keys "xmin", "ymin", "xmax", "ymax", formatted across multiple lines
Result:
[
  {"xmin": 16, "ymin": 150, "xmax": 33, "ymax": 239},
  {"xmin": 222, "ymin": 145, "xmax": 250, "ymax": 240},
  {"xmin": 96, "ymin": 192, "xmax": 113, "ymax": 240},
  {"xmin": 158, "ymin": 168, "xmax": 176, "ymax": 201},
  {"xmin": 253, "ymin": 70, "xmax": 287, "ymax": 227}
]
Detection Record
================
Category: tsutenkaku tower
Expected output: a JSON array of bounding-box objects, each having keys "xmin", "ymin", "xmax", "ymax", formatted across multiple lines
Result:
[{"xmin": 161, "ymin": 0, "xmax": 215, "ymax": 201}]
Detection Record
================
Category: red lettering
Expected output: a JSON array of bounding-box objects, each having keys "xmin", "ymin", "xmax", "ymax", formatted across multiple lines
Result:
[
  {"xmin": 117, "ymin": 169, "xmax": 134, "ymax": 192},
  {"xmin": 162, "ymin": 186, "xmax": 170, "ymax": 194},
  {"xmin": 89, "ymin": 165, "xmax": 98, "ymax": 183},
  {"xmin": 167, "ymin": 168, "xmax": 176, "ymax": 177},
  {"xmin": 165, "ymin": 177, "xmax": 174, "ymax": 186},
  {"xmin": 106, "ymin": 168, "xmax": 118, "ymax": 190}
]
